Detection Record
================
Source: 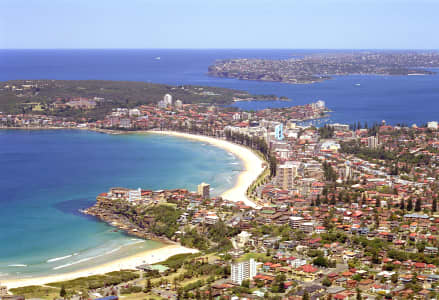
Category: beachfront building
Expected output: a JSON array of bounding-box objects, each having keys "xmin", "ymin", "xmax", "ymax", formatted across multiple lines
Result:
[
  {"xmin": 315, "ymin": 100, "xmax": 325, "ymax": 109},
  {"xmin": 231, "ymin": 259, "xmax": 257, "ymax": 285},
  {"xmin": 128, "ymin": 188, "xmax": 142, "ymax": 203},
  {"xmin": 0, "ymin": 284, "xmax": 8, "ymax": 297},
  {"xmin": 164, "ymin": 94, "xmax": 173, "ymax": 107},
  {"xmin": 328, "ymin": 123, "xmax": 350, "ymax": 131},
  {"xmin": 109, "ymin": 187, "xmax": 130, "ymax": 200},
  {"xmin": 428, "ymin": 121, "xmax": 438, "ymax": 130},
  {"xmin": 276, "ymin": 161, "xmax": 300, "ymax": 190},
  {"xmin": 198, "ymin": 182, "xmax": 210, "ymax": 200}
]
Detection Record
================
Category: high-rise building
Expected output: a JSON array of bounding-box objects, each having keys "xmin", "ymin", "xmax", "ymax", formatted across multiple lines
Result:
[
  {"xmin": 276, "ymin": 161, "xmax": 300, "ymax": 190},
  {"xmin": 368, "ymin": 136, "xmax": 379, "ymax": 149},
  {"xmin": 274, "ymin": 123, "xmax": 284, "ymax": 140},
  {"xmin": 163, "ymin": 94, "xmax": 173, "ymax": 106},
  {"xmin": 197, "ymin": 182, "xmax": 210, "ymax": 200},
  {"xmin": 231, "ymin": 259, "xmax": 257, "ymax": 285}
]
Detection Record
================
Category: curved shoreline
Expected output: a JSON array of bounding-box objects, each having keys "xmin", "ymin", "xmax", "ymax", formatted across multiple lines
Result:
[
  {"xmin": 3, "ymin": 245, "xmax": 198, "ymax": 289},
  {"xmin": 147, "ymin": 130, "xmax": 265, "ymax": 208},
  {"xmin": 3, "ymin": 130, "xmax": 264, "ymax": 288}
]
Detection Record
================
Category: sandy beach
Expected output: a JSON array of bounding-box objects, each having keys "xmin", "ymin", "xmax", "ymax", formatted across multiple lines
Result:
[
  {"xmin": 3, "ymin": 244, "xmax": 197, "ymax": 289},
  {"xmin": 3, "ymin": 130, "xmax": 264, "ymax": 289},
  {"xmin": 148, "ymin": 131, "xmax": 266, "ymax": 208}
]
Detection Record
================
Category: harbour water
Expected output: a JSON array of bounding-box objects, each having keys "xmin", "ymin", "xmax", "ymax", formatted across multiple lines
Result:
[{"xmin": 1, "ymin": 49, "xmax": 439, "ymax": 125}]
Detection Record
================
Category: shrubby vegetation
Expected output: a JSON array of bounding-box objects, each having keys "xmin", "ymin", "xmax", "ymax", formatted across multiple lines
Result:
[
  {"xmin": 46, "ymin": 270, "xmax": 139, "ymax": 290},
  {"xmin": 0, "ymin": 80, "xmax": 275, "ymax": 119}
]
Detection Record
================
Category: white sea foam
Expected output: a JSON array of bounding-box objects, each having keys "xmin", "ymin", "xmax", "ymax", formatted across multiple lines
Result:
[
  {"xmin": 53, "ymin": 256, "xmax": 97, "ymax": 270},
  {"xmin": 104, "ymin": 246, "xmax": 122, "ymax": 255},
  {"xmin": 47, "ymin": 254, "xmax": 75, "ymax": 263},
  {"xmin": 125, "ymin": 240, "xmax": 144, "ymax": 247},
  {"xmin": 53, "ymin": 244, "xmax": 128, "ymax": 270},
  {"xmin": 8, "ymin": 264, "xmax": 27, "ymax": 267}
]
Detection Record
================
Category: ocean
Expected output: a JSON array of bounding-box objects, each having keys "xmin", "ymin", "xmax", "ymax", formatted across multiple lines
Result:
[
  {"xmin": 0, "ymin": 130, "xmax": 241, "ymax": 278},
  {"xmin": 1, "ymin": 49, "xmax": 439, "ymax": 278},
  {"xmin": 1, "ymin": 49, "xmax": 439, "ymax": 125}
]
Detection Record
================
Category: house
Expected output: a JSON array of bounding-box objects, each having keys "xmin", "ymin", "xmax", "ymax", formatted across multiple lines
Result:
[
  {"xmin": 293, "ymin": 264, "xmax": 321, "ymax": 281},
  {"xmin": 425, "ymin": 246, "xmax": 438, "ymax": 255}
]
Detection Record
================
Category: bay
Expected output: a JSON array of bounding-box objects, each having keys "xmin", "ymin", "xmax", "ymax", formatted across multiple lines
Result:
[{"xmin": 0, "ymin": 130, "xmax": 241, "ymax": 278}]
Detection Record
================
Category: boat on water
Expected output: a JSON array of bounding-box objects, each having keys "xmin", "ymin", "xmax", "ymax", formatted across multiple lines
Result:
[
  {"xmin": 155, "ymin": 57, "xmax": 161, "ymax": 60},
  {"xmin": 355, "ymin": 83, "xmax": 361, "ymax": 86}
]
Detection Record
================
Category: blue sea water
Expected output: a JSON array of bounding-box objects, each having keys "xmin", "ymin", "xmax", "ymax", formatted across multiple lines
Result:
[
  {"xmin": 1, "ymin": 49, "xmax": 439, "ymax": 125},
  {"xmin": 1, "ymin": 49, "xmax": 439, "ymax": 278},
  {"xmin": 0, "ymin": 130, "xmax": 241, "ymax": 278}
]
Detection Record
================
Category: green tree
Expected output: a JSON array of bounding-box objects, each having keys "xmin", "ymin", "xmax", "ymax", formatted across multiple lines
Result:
[
  {"xmin": 313, "ymin": 256, "xmax": 329, "ymax": 267},
  {"xmin": 415, "ymin": 198, "xmax": 422, "ymax": 212},
  {"xmin": 60, "ymin": 285, "xmax": 66, "ymax": 299},
  {"xmin": 316, "ymin": 194, "xmax": 321, "ymax": 206},
  {"xmin": 400, "ymin": 199, "xmax": 405, "ymax": 210},
  {"xmin": 322, "ymin": 277, "xmax": 332, "ymax": 287},
  {"xmin": 330, "ymin": 194, "xmax": 336, "ymax": 205},
  {"xmin": 241, "ymin": 279, "xmax": 250, "ymax": 288},
  {"xmin": 391, "ymin": 273, "xmax": 399, "ymax": 284},
  {"xmin": 144, "ymin": 278, "xmax": 152, "ymax": 292},
  {"xmin": 407, "ymin": 197, "xmax": 413, "ymax": 211},
  {"xmin": 356, "ymin": 288, "xmax": 362, "ymax": 300},
  {"xmin": 302, "ymin": 291, "xmax": 310, "ymax": 300}
]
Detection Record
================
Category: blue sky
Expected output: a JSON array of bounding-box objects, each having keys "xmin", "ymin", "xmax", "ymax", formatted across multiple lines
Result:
[{"xmin": 1, "ymin": 0, "xmax": 438, "ymax": 49}]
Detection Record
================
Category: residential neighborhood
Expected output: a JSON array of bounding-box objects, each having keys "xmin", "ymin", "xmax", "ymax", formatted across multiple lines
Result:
[{"xmin": 4, "ymin": 93, "xmax": 439, "ymax": 300}]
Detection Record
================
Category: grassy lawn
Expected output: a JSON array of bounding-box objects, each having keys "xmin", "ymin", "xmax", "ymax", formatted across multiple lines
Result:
[
  {"xmin": 9, "ymin": 285, "xmax": 60, "ymax": 300},
  {"xmin": 237, "ymin": 252, "xmax": 271, "ymax": 262},
  {"xmin": 120, "ymin": 292, "xmax": 163, "ymax": 300}
]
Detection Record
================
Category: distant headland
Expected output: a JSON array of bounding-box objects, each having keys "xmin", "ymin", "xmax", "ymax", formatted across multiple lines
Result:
[{"xmin": 208, "ymin": 51, "xmax": 439, "ymax": 84}]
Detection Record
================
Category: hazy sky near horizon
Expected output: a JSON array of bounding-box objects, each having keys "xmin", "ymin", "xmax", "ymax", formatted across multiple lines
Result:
[{"xmin": 1, "ymin": 0, "xmax": 438, "ymax": 49}]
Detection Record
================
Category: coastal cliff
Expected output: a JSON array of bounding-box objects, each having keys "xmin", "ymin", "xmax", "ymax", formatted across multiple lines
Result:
[{"xmin": 83, "ymin": 197, "xmax": 175, "ymax": 244}]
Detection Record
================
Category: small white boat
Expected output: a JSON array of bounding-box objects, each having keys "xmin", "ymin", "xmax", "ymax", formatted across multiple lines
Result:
[{"xmin": 155, "ymin": 57, "xmax": 161, "ymax": 60}]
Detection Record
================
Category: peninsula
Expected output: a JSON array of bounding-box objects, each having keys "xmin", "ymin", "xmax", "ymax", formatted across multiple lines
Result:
[
  {"xmin": 208, "ymin": 51, "xmax": 439, "ymax": 84},
  {"xmin": 0, "ymin": 80, "xmax": 287, "ymax": 120}
]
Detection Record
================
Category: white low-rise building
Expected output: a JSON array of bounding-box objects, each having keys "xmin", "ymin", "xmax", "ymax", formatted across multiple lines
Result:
[{"xmin": 128, "ymin": 188, "xmax": 142, "ymax": 203}]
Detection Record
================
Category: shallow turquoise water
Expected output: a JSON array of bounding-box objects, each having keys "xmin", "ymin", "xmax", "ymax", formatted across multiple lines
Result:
[{"xmin": 0, "ymin": 130, "xmax": 241, "ymax": 279}]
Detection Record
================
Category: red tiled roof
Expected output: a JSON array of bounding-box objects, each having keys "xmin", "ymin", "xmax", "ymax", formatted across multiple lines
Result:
[{"xmin": 300, "ymin": 264, "xmax": 318, "ymax": 273}]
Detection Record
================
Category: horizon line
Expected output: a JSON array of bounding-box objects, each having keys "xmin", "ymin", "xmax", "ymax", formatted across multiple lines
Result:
[{"xmin": 1, "ymin": 47, "xmax": 439, "ymax": 51}]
